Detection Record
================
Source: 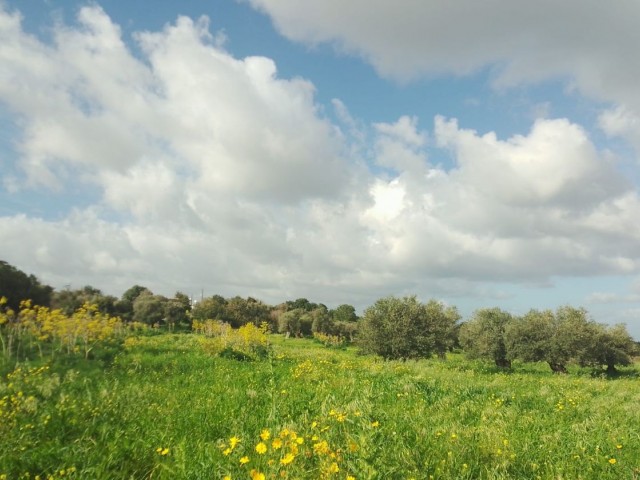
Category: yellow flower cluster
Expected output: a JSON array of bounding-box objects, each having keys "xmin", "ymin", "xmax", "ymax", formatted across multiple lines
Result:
[
  {"xmin": 1, "ymin": 299, "xmax": 129, "ymax": 359},
  {"xmin": 195, "ymin": 321, "xmax": 270, "ymax": 360},
  {"xmin": 313, "ymin": 332, "xmax": 347, "ymax": 348}
]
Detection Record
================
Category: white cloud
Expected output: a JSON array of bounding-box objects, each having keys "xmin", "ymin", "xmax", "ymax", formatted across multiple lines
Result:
[
  {"xmin": 247, "ymin": 0, "xmax": 640, "ymax": 157},
  {"xmin": 2, "ymin": 4, "xmax": 640, "ymax": 315},
  {"xmin": 0, "ymin": 5, "xmax": 348, "ymax": 204}
]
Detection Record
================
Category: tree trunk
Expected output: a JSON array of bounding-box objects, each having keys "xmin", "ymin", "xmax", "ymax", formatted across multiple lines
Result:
[
  {"xmin": 606, "ymin": 363, "xmax": 617, "ymax": 374},
  {"xmin": 495, "ymin": 358, "xmax": 511, "ymax": 369},
  {"xmin": 548, "ymin": 362, "xmax": 568, "ymax": 374}
]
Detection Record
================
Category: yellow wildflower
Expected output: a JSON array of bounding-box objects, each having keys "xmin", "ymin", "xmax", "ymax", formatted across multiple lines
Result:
[
  {"xmin": 229, "ymin": 436, "xmax": 240, "ymax": 449},
  {"xmin": 250, "ymin": 470, "xmax": 265, "ymax": 480},
  {"xmin": 280, "ymin": 453, "xmax": 295, "ymax": 465},
  {"xmin": 260, "ymin": 429, "xmax": 271, "ymax": 441},
  {"xmin": 609, "ymin": 458, "xmax": 617, "ymax": 464},
  {"xmin": 272, "ymin": 438, "xmax": 283, "ymax": 449},
  {"xmin": 256, "ymin": 442, "xmax": 267, "ymax": 454},
  {"xmin": 240, "ymin": 456, "xmax": 250, "ymax": 465}
]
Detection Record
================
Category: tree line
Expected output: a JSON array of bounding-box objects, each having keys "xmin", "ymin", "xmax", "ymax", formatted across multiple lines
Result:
[{"xmin": 1, "ymin": 260, "xmax": 637, "ymax": 373}]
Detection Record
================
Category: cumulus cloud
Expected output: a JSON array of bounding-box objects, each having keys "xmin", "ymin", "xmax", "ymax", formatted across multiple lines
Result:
[
  {"xmin": 247, "ymin": 0, "xmax": 640, "ymax": 155},
  {"xmin": 0, "ymin": 5, "xmax": 348, "ymax": 204},
  {"xmin": 2, "ymin": 4, "xmax": 640, "ymax": 313}
]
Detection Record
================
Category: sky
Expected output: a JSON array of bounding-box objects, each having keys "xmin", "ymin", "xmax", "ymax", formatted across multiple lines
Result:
[{"xmin": 1, "ymin": 0, "xmax": 640, "ymax": 338}]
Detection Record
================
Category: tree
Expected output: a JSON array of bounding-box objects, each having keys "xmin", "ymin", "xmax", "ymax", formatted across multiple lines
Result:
[
  {"xmin": 117, "ymin": 285, "xmax": 151, "ymax": 322},
  {"xmin": 331, "ymin": 304, "xmax": 358, "ymax": 323},
  {"xmin": 460, "ymin": 307, "xmax": 514, "ymax": 368},
  {"xmin": 122, "ymin": 285, "xmax": 150, "ymax": 303},
  {"xmin": 358, "ymin": 295, "xmax": 454, "ymax": 360},
  {"xmin": 0, "ymin": 260, "xmax": 53, "ymax": 310},
  {"xmin": 424, "ymin": 299, "xmax": 460, "ymax": 359},
  {"xmin": 191, "ymin": 295, "xmax": 227, "ymax": 322},
  {"xmin": 277, "ymin": 308, "xmax": 310, "ymax": 337},
  {"xmin": 225, "ymin": 296, "xmax": 271, "ymax": 328},
  {"xmin": 310, "ymin": 306, "xmax": 333, "ymax": 334},
  {"xmin": 51, "ymin": 285, "xmax": 116, "ymax": 316},
  {"xmin": 132, "ymin": 291, "xmax": 168, "ymax": 326},
  {"xmin": 588, "ymin": 323, "xmax": 637, "ymax": 373},
  {"xmin": 506, "ymin": 306, "xmax": 598, "ymax": 373}
]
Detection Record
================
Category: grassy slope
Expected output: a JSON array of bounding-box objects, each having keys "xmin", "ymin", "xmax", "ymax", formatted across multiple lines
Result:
[{"xmin": 1, "ymin": 333, "xmax": 639, "ymax": 479}]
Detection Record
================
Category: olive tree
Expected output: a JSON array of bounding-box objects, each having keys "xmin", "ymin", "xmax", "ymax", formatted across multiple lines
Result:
[
  {"xmin": 506, "ymin": 306, "xmax": 598, "ymax": 373},
  {"xmin": 460, "ymin": 307, "xmax": 514, "ymax": 368},
  {"xmin": 587, "ymin": 323, "xmax": 637, "ymax": 373},
  {"xmin": 358, "ymin": 296, "xmax": 457, "ymax": 360}
]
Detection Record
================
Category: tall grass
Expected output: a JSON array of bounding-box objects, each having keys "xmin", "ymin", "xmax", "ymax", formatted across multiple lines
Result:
[{"xmin": 1, "ymin": 333, "xmax": 638, "ymax": 479}]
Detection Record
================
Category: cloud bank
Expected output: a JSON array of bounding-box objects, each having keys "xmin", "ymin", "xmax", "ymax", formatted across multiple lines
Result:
[{"xmin": 1, "ymin": 4, "xmax": 640, "ymax": 315}]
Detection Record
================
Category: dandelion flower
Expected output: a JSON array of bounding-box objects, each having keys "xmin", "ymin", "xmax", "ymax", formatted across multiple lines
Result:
[
  {"xmin": 161, "ymin": 448, "xmax": 169, "ymax": 456},
  {"xmin": 609, "ymin": 458, "xmax": 617, "ymax": 464},
  {"xmin": 260, "ymin": 429, "xmax": 271, "ymax": 441},
  {"xmin": 616, "ymin": 444, "xmax": 623, "ymax": 449},
  {"xmin": 230, "ymin": 436, "xmax": 240, "ymax": 449},
  {"xmin": 371, "ymin": 421, "xmax": 379, "ymax": 428},
  {"xmin": 255, "ymin": 442, "xmax": 268, "ymax": 454},
  {"xmin": 280, "ymin": 453, "xmax": 295, "ymax": 465},
  {"xmin": 250, "ymin": 470, "xmax": 265, "ymax": 480},
  {"xmin": 240, "ymin": 456, "xmax": 250, "ymax": 465},
  {"xmin": 272, "ymin": 438, "xmax": 283, "ymax": 449},
  {"xmin": 327, "ymin": 462, "xmax": 339, "ymax": 473}
]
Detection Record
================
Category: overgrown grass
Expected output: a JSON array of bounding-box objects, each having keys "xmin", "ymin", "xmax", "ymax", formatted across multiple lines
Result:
[{"xmin": 1, "ymin": 333, "xmax": 639, "ymax": 479}]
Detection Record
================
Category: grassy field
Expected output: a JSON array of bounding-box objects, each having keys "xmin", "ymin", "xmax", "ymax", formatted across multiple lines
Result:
[{"xmin": 1, "ymin": 332, "xmax": 639, "ymax": 480}]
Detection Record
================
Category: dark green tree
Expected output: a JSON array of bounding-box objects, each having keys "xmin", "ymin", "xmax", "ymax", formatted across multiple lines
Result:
[
  {"xmin": 331, "ymin": 304, "xmax": 358, "ymax": 323},
  {"xmin": 132, "ymin": 291, "xmax": 168, "ymax": 326},
  {"xmin": 0, "ymin": 260, "xmax": 53, "ymax": 310}
]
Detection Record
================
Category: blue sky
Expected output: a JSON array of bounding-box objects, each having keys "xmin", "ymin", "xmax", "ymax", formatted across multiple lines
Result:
[{"xmin": 1, "ymin": 0, "xmax": 640, "ymax": 338}]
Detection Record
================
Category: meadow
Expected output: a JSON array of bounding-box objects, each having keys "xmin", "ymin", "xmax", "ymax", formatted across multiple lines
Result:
[{"xmin": 1, "ymin": 330, "xmax": 639, "ymax": 480}]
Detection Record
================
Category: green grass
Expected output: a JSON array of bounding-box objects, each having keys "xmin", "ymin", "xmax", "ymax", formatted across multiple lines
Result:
[{"xmin": 1, "ymin": 333, "xmax": 639, "ymax": 479}]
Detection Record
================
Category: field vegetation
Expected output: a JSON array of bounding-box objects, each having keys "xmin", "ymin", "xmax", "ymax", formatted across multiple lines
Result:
[{"xmin": 1, "ymin": 261, "xmax": 639, "ymax": 479}]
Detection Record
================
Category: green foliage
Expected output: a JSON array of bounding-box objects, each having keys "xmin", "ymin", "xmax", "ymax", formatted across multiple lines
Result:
[
  {"xmin": 460, "ymin": 307, "xmax": 514, "ymax": 368},
  {"xmin": 358, "ymin": 295, "xmax": 457, "ymax": 360},
  {"xmin": 225, "ymin": 296, "xmax": 271, "ymax": 328},
  {"xmin": 277, "ymin": 308, "xmax": 312, "ymax": 337},
  {"xmin": 51, "ymin": 285, "xmax": 117, "ymax": 316},
  {"xmin": 0, "ymin": 260, "xmax": 53, "ymax": 311},
  {"xmin": 193, "ymin": 320, "xmax": 270, "ymax": 360},
  {"xmin": 330, "ymin": 304, "xmax": 358, "ymax": 323},
  {"xmin": 133, "ymin": 291, "xmax": 168, "ymax": 326},
  {"xmin": 191, "ymin": 295, "xmax": 227, "ymax": 322},
  {"xmin": 1, "ymin": 333, "xmax": 637, "ymax": 479},
  {"xmin": 506, "ymin": 306, "xmax": 613, "ymax": 373},
  {"xmin": 588, "ymin": 323, "xmax": 637, "ymax": 372}
]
